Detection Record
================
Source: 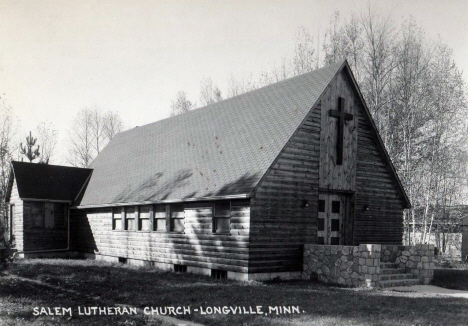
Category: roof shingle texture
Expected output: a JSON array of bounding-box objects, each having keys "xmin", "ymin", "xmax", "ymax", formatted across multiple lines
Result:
[
  {"xmin": 78, "ymin": 61, "xmax": 344, "ymax": 206},
  {"xmin": 12, "ymin": 161, "xmax": 92, "ymax": 201}
]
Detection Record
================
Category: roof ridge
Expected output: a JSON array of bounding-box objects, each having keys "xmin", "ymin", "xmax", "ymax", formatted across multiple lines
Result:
[
  {"xmin": 117, "ymin": 60, "xmax": 346, "ymax": 138},
  {"xmin": 11, "ymin": 160, "xmax": 93, "ymax": 171}
]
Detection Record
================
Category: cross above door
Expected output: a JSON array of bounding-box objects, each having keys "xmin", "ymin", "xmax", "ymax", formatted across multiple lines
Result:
[{"xmin": 328, "ymin": 97, "xmax": 353, "ymax": 165}]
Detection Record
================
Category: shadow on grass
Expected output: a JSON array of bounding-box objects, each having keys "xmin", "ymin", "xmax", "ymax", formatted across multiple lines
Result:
[
  {"xmin": 0, "ymin": 260, "xmax": 468, "ymax": 325},
  {"xmin": 432, "ymin": 268, "xmax": 468, "ymax": 291},
  {"xmin": 3, "ymin": 259, "xmax": 468, "ymax": 326}
]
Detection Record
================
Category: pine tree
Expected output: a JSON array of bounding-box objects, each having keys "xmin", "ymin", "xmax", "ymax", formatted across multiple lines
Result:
[{"xmin": 19, "ymin": 131, "xmax": 40, "ymax": 162}]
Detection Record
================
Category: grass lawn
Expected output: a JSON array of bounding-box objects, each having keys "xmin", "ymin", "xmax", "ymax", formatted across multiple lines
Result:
[{"xmin": 1, "ymin": 259, "xmax": 468, "ymax": 326}]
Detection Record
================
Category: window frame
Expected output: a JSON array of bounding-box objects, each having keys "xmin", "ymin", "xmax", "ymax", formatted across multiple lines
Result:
[
  {"xmin": 153, "ymin": 204, "xmax": 168, "ymax": 232},
  {"xmin": 9, "ymin": 204, "xmax": 15, "ymax": 242},
  {"xmin": 170, "ymin": 203, "xmax": 185, "ymax": 233},
  {"xmin": 29, "ymin": 201, "xmax": 45, "ymax": 229},
  {"xmin": 213, "ymin": 201, "xmax": 231, "ymax": 235},
  {"xmin": 137, "ymin": 205, "xmax": 152, "ymax": 232},
  {"xmin": 124, "ymin": 206, "xmax": 137, "ymax": 231},
  {"xmin": 112, "ymin": 207, "xmax": 123, "ymax": 231}
]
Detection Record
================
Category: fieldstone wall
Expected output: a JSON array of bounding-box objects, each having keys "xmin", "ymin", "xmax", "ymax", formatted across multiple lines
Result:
[
  {"xmin": 302, "ymin": 244, "xmax": 381, "ymax": 287},
  {"xmin": 381, "ymin": 244, "xmax": 435, "ymax": 284}
]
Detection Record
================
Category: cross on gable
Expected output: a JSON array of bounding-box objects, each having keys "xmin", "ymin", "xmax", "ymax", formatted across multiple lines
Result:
[{"xmin": 328, "ymin": 97, "xmax": 353, "ymax": 165}]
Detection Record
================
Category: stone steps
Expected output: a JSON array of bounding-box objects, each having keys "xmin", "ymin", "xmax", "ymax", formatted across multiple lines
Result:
[
  {"xmin": 380, "ymin": 268, "xmax": 408, "ymax": 275},
  {"xmin": 379, "ymin": 273, "xmax": 415, "ymax": 281},
  {"xmin": 380, "ymin": 262, "xmax": 397, "ymax": 269},
  {"xmin": 378, "ymin": 260, "xmax": 420, "ymax": 288},
  {"xmin": 379, "ymin": 278, "xmax": 421, "ymax": 288}
]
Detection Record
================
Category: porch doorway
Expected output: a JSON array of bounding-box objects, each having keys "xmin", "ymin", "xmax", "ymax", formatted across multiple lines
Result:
[{"xmin": 317, "ymin": 193, "xmax": 351, "ymax": 245}]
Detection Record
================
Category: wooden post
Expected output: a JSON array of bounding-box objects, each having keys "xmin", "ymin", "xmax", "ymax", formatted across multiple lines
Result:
[
  {"xmin": 121, "ymin": 207, "xmax": 125, "ymax": 231},
  {"xmin": 166, "ymin": 204, "xmax": 171, "ymax": 232},
  {"xmin": 149, "ymin": 205, "xmax": 154, "ymax": 232},
  {"xmin": 135, "ymin": 206, "xmax": 140, "ymax": 231}
]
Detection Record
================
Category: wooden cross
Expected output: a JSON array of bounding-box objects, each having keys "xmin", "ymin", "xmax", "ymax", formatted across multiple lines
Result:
[{"xmin": 328, "ymin": 97, "xmax": 353, "ymax": 165}]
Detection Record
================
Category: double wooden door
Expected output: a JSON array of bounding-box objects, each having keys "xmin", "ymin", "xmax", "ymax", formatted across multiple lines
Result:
[{"xmin": 317, "ymin": 193, "xmax": 347, "ymax": 245}]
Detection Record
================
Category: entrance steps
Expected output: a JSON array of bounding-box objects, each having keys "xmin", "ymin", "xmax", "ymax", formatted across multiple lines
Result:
[{"xmin": 379, "ymin": 262, "xmax": 421, "ymax": 288}]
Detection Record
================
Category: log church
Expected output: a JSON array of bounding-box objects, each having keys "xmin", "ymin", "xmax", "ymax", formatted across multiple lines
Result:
[{"xmin": 6, "ymin": 60, "xmax": 411, "ymax": 280}]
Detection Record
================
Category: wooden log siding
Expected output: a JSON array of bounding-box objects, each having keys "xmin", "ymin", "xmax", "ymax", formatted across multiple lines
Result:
[
  {"xmin": 8, "ymin": 179, "xmax": 24, "ymax": 251},
  {"xmin": 70, "ymin": 199, "xmax": 250, "ymax": 272},
  {"xmin": 354, "ymin": 101, "xmax": 405, "ymax": 245},
  {"xmin": 249, "ymin": 106, "xmax": 321, "ymax": 273}
]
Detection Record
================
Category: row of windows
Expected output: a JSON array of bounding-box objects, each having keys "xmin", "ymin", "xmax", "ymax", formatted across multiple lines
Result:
[{"xmin": 112, "ymin": 201, "xmax": 232, "ymax": 234}]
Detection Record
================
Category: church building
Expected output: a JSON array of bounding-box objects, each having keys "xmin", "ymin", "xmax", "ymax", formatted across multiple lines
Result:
[{"xmin": 6, "ymin": 60, "xmax": 411, "ymax": 281}]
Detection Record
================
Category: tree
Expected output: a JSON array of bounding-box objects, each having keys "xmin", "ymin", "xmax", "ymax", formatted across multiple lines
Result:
[
  {"xmin": 90, "ymin": 108, "xmax": 106, "ymax": 155},
  {"xmin": 0, "ymin": 97, "xmax": 16, "ymax": 246},
  {"xmin": 103, "ymin": 111, "xmax": 123, "ymax": 141},
  {"xmin": 170, "ymin": 91, "xmax": 195, "ymax": 116},
  {"xmin": 200, "ymin": 77, "xmax": 223, "ymax": 106},
  {"xmin": 36, "ymin": 121, "xmax": 58, "ymax": 164},
  {"xmin": 67, "ymin": 108, "xmax": 125, "ymax": 167},
  {"xmin": 67, "ymin": 109, "xmax": 94, "ymax": 168},
  {"xmin": 292, "ymin": 26, "xmax": 317, "ymax": 75},
  {"xmin": 19, "ymin": 131, "xmax": 40, "ymax": 162}
]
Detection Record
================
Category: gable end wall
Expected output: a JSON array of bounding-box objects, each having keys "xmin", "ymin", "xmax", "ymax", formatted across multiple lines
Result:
[
  {"xmin": 354, "ymin": 103, "xmax": 406, "ymax": 244},
  {"xmin": 249, "ymin": 104, "xmax": 321, "ymax": 273},
  {"xmin": 8, "ymin": 178, "xmax": 24, "ymax": 251}
]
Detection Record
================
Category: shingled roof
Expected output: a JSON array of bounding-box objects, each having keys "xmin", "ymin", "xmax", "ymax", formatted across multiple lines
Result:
[
  {"xmin": 7, "ymin": 161, "xmax": 92, "ymax": 202},
  {"xmin": 76, "ymin": 61, "xmax": 345, "ymax": 207}
]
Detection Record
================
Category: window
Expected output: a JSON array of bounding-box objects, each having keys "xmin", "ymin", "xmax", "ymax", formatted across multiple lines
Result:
[
  {"xmin": 174, "ymin": 264, "xmax": 187, "ymax": 273},
  {"xmin": 30, "ymin": 202, "xmax": 45, "ymax": 228},
  {"xmin": 331, "ymin": 201, "xmax": 341, "ymax": 213},
  {"xmin": 170, "ymin": 204, "xmax": 185, "ymax": 232},
  {"xmin": 9, "ymin": 204, "xmax": 15, "ymax": 241},
  {"xmin": 211, "ymin": 269, "xmax": 227, "ymax": 280},
  {"xmin": 28, "ymin": 202, "xmax": 68, "ymax": 229},
  {"xmin": 53, "ymin": 203, "xmax": 67, "ymax": 228},
  {"xmin": 154, "ymin": 205, "xmax": 167, "ymax": 231},
  {"xmin": 125, "ymin": 206, "xmax": 136, "ymax": 230},
  {"xmin": 44, "ymin": 202, "xmax": 55, "ymax": 228},
  {"xmin": 318, "ymin": 200, "xmax": 326, "ymax": 212},
  {"xmin": 213, "ymin": 201, "xmax": 231, "ymax": 234},
  {"xmin": 139, "ymin": 205, "xmax": 152, "ymax": 231},
  {"xmin": 112, "ymin": 208, "xmax": 122, "ymax": 230},
  {"xmin": 331, "ymin": 219, "xmax": 340, "ymax": 231}
]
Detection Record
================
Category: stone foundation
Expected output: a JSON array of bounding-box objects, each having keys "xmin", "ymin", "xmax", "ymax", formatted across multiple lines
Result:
[
  {"xmin": 381, "ymin": 244, "xmax": 435, "ymax": 284},
  {"xmin": 303, "ymin": 243, "xmax": 435, "ymax": 287},
  {"xmin": 302, "ymin": 244, "xmax": 381, "ymax": 287}
]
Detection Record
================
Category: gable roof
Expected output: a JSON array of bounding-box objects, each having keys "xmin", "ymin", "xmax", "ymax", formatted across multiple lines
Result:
[
  {"xmin": 77, "ymin": 60, "xmax": 410, "ymax": 208},
  {"xmin": 7, "ymin": 161, "xmax": 92, "ymax": 202},
  {"xmin": 77, "ymin": 61, "xmax": 345, "ymax": 207}
]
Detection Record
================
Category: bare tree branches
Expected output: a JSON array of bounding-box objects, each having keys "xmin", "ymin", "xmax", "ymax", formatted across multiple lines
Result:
[
  {"xmin": 67, "ymin": 108, "xmax": 124, "ymax": 167},
  {"xmin": 36, "ymin": 121, "xmax": 58, "ymax": 164},
  {"xmin": 0, "ymin": 97, "xmax": 16, "ymax": 245},
  {"xmin": 170, "ymin": 91, "xmax": 195, "ymax": 116},
  {"xmin": 200, "ymin": 77, "xmax": 223, "ymax": 106}
]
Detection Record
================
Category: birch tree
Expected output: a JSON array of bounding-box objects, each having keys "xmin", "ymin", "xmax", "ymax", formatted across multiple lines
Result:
[
  {"xmin": 36, "ymin": 121, "xmax": 58, "ymax": 164},
  {"xmin": 200, "ymin": 77, "xmax": 223, "ymax": 106},
  {"xmin": 170, "ymin": 91, "xmax": 195, "ymax": 116},
  {"xmin": 0, "ymin": 98, "xmax": 16, "ymax": 245},
  {"xmin": 67, "ymin": 108, "xmax": 125, "ymax": 167},
  {"xmin": 67, "ymin": 109, "xmax": 94, "ymax": 168}
]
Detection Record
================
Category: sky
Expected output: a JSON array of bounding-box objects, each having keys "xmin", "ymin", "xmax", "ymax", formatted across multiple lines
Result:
[{"xmin": 1, "ymin": 0, "xmax": 467, "ymax": 164}]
